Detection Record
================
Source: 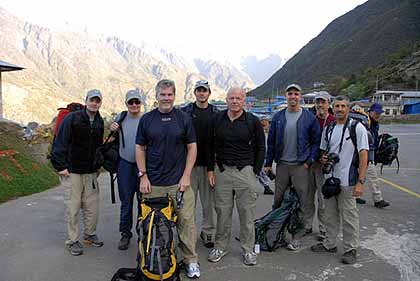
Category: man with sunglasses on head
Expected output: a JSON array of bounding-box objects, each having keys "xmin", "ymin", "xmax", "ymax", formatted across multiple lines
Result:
[
  {"xmin": 110, "ymin": 89, "xmax": 143, "ymax": 250},
  {"xmin": 181, "ymin": 80, "xmax": 218, "ymax": 249},
  {"xmin": 136, "ymin": 79, "xmax": 200, "ymax": 278},
  {"xmin": 264, "ymin": 84, "xmax": 321, "ymax": 251},
  {"xmin": 51, "ymin": 89, "xmax": 104, "ymax": 256}
]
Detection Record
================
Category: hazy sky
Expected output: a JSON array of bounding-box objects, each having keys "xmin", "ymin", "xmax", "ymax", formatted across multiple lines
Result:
[{"xmin": 0, "ymin": 0, "xmax": 367, "ymax": 64}]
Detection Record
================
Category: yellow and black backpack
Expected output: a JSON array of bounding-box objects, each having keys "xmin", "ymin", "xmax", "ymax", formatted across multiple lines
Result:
[{"xmin": 111, "ymin": 196, "xmax": 180, "ymax": 281}]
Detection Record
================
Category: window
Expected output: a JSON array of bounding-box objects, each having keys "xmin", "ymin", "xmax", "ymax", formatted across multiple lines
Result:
[{"xmin": 385, "ymin": 109, "xmax": 390, "ymax": 115}]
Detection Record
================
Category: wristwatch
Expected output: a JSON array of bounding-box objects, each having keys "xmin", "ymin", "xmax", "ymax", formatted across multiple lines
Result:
[
  {"xmin": 358, "ymin": 178, "xmax": 366, "ymax": 184},
  {"xmin": 138, "ymin": 170, "xmax": 147, "ymax": 178}
]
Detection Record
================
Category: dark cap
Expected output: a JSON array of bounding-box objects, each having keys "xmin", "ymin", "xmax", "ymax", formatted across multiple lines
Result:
[
  {"xmin": 194, "ymin": 80, "xmax": 211, "ymax": 92},
  {"xmin": 368, "ymin": 103, "xmax": 384, "ymax": 114}
]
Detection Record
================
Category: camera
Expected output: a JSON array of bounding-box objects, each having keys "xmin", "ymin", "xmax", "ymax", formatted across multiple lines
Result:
[{"xmin": 322, "ymin": 153, "xmax": 340, "ymax": 174}]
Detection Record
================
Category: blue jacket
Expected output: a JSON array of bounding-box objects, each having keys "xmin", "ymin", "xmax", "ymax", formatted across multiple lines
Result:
[{"xmin": 265, "ymin": 108, "xmax": 321, "ymax": 166}]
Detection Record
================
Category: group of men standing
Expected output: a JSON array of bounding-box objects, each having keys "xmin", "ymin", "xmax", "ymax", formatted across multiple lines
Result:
[{"xmin": 50, "ymin": 79, "xmax": 389, "ymax": 279}]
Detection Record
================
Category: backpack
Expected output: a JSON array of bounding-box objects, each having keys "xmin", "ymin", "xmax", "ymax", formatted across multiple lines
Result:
[
  {"xmin": 94, "ymin": 111, "xmax": 128, "ymax": 203},
  {"xmin": 111, "ymin": 196, "xmax": 180, "ymax": 281},
  {"xmin": 374, "ymin": 133, "xmax": 399, "ymax": 173},
  {"xmin": 53, "ymin": 102, "xmax": 85, "ymax": 137},
  {"xmin": 254, "ymin": 188, "xmax": 303, "ymax": 251},
  {"xmin": 348, "ymin": 110, "xmax": 375, "ymax": 161}
]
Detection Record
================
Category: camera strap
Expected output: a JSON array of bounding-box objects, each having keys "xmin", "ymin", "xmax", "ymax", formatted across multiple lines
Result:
[{"xmin": 326, "ymin": 118, "xmax": 350, "ymax": 154}]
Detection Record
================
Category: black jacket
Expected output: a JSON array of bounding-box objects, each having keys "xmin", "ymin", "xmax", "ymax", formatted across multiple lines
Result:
[{"xmin": 51, "ymin": 109, "xmax": 104, "ymax": 174}]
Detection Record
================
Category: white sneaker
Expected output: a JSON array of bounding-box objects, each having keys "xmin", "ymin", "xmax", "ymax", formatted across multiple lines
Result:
[
  {"xmin": 208, "ymin": 248, "xmax": 229, "ymax": 263},
  {"xmin": 243, "ymin": 252, "xmax": 257, "ymax": 266},
  {"xmin": 286, "ymin": 239, "xmax": 300, "ymax": 251},
  {"xmin": 186, "ymin": 262, "xmax": 200, "ymax": 279}
]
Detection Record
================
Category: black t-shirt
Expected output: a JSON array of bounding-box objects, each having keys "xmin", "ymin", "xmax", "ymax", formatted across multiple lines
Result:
[
  {"xmin": 192, "ymin": 104, "xmax": 214, "ymax": 167},
  {"xmin": 136, "ymin": 108, "xmax": 196, "ymax": 186}
]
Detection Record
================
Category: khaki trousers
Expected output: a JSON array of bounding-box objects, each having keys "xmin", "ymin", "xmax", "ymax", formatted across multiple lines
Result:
[
  {"xmin": 323, "ymin": 186, "xmax": 359, "ymax": 252},
  {"xmin": 143, "ymin": 185, "xmax": 198, "ymax": 263},
  {"xmin": 366, "ymin": 164, "xmax": 383, "ymax": 202},
  {"xmin": 214, "ymin": 165, "xmax": 257, "ymax": 253},
  {"xmin": 307, "ymin": 162, "xmax": 327, "ymax": 232},
  {"xmin": 191, "ymin": 166, "xmax": 216, "ymax": 238},
  {"xmin": 62, "ymin": 173, "xmax": 100, "ymax": 244}
]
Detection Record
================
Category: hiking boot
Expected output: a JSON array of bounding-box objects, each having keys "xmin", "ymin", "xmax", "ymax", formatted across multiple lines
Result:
[
  {"xmin": 186, "ymin": 262, "xmax": 200, "ymax": 278},
  {"xmin": 374, "ymin": 200, "xmax": 390, "ymax": 209},
  {"xmin": 342, "ymin": 249, "xmax": 357, "ymax": 264},
  {"xmin": 118, "ymin": 234, "xmax": 130, "ymax": 250},
  {"xmin": 310, "ymin": 243, "xmax": 337, "ymax": 253},
  {"xmin": 243, "ymin": 252, "xmax": 257, "ymax": 266},
  {"xmin": 66, "ymin": 241, "xmax": 84, "ymax": 256},
  {"xmin": 318, "ymin": 231, "xmax": 327, "ymax": 242},
  {"xmin": 263, "ymin": 185, "xmax": 274, "ymax": 195},
  {"xmin": 356, "ymin": 198, "xmax": 366, "ymax": 204},
  {"xmin": 200, "ymin": 232, "xmax": 214, "ymax": 248},
  {"xmin": 83, "ymin": 234, "xmax": 104, "ymax": 247},
  {"xmin": 208, "ymin": 248, "xmax": 228, "ymax": 263},
  {"xmin": 286, "ymin": 239, "xmax": 300, "ymax": 251}
]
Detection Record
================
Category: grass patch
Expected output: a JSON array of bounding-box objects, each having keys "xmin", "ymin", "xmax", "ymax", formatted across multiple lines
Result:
[{"xmin": 0, "ymin": 122, "xmax": 59, "ymax": 203}]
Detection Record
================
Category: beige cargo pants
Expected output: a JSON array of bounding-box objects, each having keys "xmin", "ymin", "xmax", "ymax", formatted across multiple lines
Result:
[
  {"xmin": 61, "ymin": 173, "xmax": 100, "ymax": 245},
  {"xmin": 214, "ymin": 165, "xmax": 258, "ymax": 254},
  {"xmin": 142, "ymin": 185, "xmax": 198, "ymax": 263},
  {"xmin": 323, "ymin": 185, "xmax": 359, "ymax": 252}
]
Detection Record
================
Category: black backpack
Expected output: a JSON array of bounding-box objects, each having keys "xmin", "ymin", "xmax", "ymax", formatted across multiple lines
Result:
[
  {"xmin": 94, "ymin": 111, "xmax": 128, "ymax": 203},
  {"xmin": 374, "ymin": 133, "xmax": 399, "ymax": 173}
]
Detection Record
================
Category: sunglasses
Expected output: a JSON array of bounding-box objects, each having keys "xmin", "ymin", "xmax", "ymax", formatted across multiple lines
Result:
[{"xmin": 127, "ymin": 99, "xmax": 141, "ymax": 105}]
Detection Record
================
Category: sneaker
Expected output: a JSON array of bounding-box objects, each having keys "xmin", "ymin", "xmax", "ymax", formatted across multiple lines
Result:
[
  {"xmin": 286, "ymin": 239, "xmax": 300, "ymax": 251},
  {"xmin": 310, "ymin": 243, "xmax": 337, "ymax": 253},
  {"xmin": 243, "ymin": 252, "xmax": 257, "ymax": 266},
  {"xmin": 186, "ymin": 262, "xmax": 200, "ymax": 278},
  {"xmin": 263, "ymin": 185, "xmax": 274, "ymax": 195},
  {"xmin": 200, "ymin": 232, "xmax": 214, "ymax": 248},
  {"xmin": 118, "ymin": 234, "xmax": 130, "ymax": 250},
  {"xmin": 356, "ymin": 198, "xmax": 366, "ymax": 204},
  {"xmin": 208, "ymin": 248, "xmax": 228, "ymax": 263},
  {"xmin": 66, "ymin": 241, "xmax": 84, "ymax": 256},
  {"xmin": 342, "ymin": 249, "xmax": 357, "ymax": 264},
  {"xmin": 374, "ymin": 200, "xmax": 390, "ymax": 209},
  {"xmin": 83, "ymin": 234, "xmax": 104, "ymax": 247},
  {"xmin": 318, "ymin": 231, "xmax": 327, "ymax": 242}
]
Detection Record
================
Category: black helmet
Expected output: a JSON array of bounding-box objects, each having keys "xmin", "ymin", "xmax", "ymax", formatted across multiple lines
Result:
[{"xmin": 322, "ymin": 177, "xmax": 341, "ymax": 199}]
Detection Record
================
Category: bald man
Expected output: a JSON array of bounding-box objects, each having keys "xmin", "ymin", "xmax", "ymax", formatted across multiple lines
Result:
[{"xmin": 207, "ymin": 87, "xmax": 266, "ymax": 266}]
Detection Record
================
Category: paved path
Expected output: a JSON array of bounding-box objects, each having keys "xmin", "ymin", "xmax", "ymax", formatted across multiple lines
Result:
[{"xmin": 1, "ymin": 125, "xmax": 419, "ymax": 281}]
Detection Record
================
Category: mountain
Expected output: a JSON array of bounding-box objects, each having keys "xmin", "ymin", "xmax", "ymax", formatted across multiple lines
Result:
[
  {"xmin": 0, "ymin": 7, "xmax": 254, "ymax": 124},
  {"xmin": 252, "ymin": 0, "xmax": 420, "ymax": 96},
  {"xmin": 241, "ymin": 54, "xmax": 284, "ymax": 85}
]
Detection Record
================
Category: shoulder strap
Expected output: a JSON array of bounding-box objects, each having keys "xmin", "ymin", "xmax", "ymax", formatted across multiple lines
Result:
[
  {"xmin": 244, "ymin": 112, "xmax": 256, "ymax": 142},
  {"xmin": 325, "ymin": 120, "xmax": 336, "ymax": 151},
  {"xmin": 349, "ymin": 119, "xmax": 358, "ymax": 151},
  {"xmin": 118, "ymin": 111, "xmax": 128, "ymax": 148}
]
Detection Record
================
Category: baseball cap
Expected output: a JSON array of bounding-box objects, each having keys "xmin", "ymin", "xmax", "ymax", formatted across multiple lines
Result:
[
  {"xmin": 86, "ymin": 89, "xmax": 102, "ymax": 101},
  {"xmin": 314, "ymin": 91, "xmax": 331, "ymax": 102},
  {"xmin": 285, "ymin": 83, "xmax": 302, "ymax": 92},
  {"xmin": 125, "ymin": 89, "xmax": 142, "ymax": 103},
  {"xmin": 368, "ymin": 103, "xmax": 384, "ymax": 114},
  {"xmin": 194, "ymin": 80, "xmax": 211, "ymax": 92}
]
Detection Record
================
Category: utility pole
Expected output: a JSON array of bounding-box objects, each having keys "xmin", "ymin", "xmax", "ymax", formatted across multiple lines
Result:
[
  {"xmin": 416, "ymin": 80, "xmax": 419, "ymax": 91},
  {"xmin": 376, "ymin": 74, "xmax": 379, "ymax": 91}
]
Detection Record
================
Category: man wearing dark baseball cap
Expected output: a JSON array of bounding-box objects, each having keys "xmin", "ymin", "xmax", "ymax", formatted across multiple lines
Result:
[
  {"xmin": 359, "ymin": 103, "xmax": 390, "ymax": 208},
  {"xmin": 181, "ymin": 80, "xmax": 218, "ymax": 252}
]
